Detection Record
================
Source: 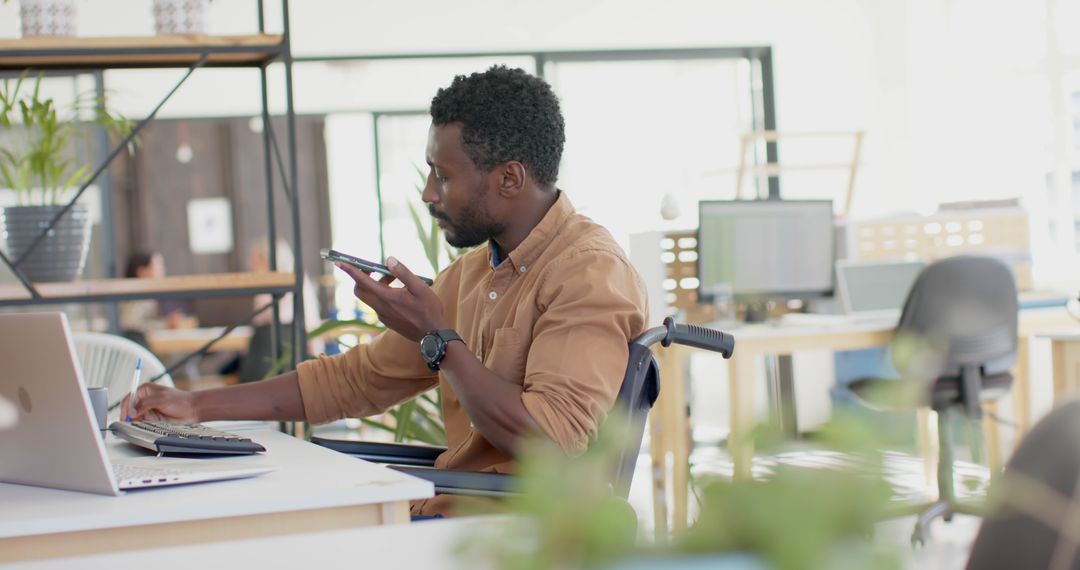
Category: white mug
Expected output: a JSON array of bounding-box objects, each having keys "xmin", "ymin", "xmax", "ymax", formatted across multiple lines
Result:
[{"xmin": 86, "ymin": 387, "xmax": 108, "ymax": 435}]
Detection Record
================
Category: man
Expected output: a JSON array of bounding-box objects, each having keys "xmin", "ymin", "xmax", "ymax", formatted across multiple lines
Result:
[{"xmin": 124, "ymin": 66, "xmax": 649, "ymax": 516}]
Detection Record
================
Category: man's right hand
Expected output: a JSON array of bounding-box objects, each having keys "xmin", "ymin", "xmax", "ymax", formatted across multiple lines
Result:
[{"xmin": 121, "ymin": 383, "xmax": 199, "ymax": 424}]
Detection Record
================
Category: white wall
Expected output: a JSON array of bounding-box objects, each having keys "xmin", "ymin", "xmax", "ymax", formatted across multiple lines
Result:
[
  {"xmin": 0, "ymin": 0, "xmax": 1060, "ymax": 218},
  {"xmin": 0, "ymin": 0, "xmax": 891, "ymax": 200}
]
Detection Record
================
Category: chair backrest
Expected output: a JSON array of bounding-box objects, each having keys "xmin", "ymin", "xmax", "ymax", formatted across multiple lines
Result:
[
  {"xmin": 966, "ymin": 398, "xmax": 1080, "ymax": 569},
  {"xmin": 605, "ymin": 340, "xmax": 661, "ymax": 499},
  {"xmin": 602, "ymin": 319, "xmax": 734, "ymax": 498},
  {"xmin": 73, "ymin": 332, "xmax": 173, "ymax": 408},
  {"xmin": 894, "ymin": 255, "xmax": 1018, "ymax": 378}
]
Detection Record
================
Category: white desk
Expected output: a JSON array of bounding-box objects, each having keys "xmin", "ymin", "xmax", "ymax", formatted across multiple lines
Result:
[
  {"xmin": 4, "ymin": 516, "xmax": 504, "ymax": 570},
  {"xmin": 3, "ymin": 512, "xmax": 976, "ymax": 570},
  {"xmin": 0, "ymin": 429, "xmax": 434, "ymax": 564}
]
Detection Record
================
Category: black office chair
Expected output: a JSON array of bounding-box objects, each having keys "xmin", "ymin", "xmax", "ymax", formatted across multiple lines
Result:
[
  {"xmin": 965, "ymin": 398, "xmax": 1080, "ymax": 569},
  {"xmin": 847, "ymin": 255, "xmax": 1018, "ymax": 545},
  {"xmin": 312, "ymin": 317, "xmax": 735, "ymax": 500}
]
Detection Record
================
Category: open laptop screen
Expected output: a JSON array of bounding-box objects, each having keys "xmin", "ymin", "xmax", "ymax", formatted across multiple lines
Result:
[{"xmin": 838, "ymin": 260, "xmax": 926, "ymax": 314}]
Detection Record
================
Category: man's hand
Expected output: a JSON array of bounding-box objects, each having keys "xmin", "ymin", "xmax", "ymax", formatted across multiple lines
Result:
[
  {"xmin": 336, "ymin": 256, "xmax": 447, "ymax": 341},
  {"xmin": 121, "ymin": 383, "xmax": 200, "ymax": 424}
]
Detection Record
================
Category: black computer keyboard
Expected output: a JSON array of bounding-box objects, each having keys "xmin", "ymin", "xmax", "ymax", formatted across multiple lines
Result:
[{"xmin": 109, "ymin": 420, "xmax": 266, "ymax": 456}]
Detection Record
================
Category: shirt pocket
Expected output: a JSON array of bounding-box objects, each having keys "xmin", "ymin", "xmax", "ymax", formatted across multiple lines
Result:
[{"xmin": 485, "ymin": 327, "xmax": 527, "ymax": 384}]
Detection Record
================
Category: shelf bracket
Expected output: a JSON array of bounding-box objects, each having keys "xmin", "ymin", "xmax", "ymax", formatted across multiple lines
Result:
[
  {"xmin": 264, "ymin": 117, "xmax": 293, "ymax": 202},
  {"xmin": 11, "ymin": 53, "xmax": 210, "ymax": 271},
  {"xmin": 0, "ymin": 249, "xmax": 41, "ymax": 299}
]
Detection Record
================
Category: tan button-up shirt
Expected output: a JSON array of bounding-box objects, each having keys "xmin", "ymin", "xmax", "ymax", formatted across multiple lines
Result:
[{"xmin": 296, "ymin": 192, "xmax": 648, "ymax": 515}]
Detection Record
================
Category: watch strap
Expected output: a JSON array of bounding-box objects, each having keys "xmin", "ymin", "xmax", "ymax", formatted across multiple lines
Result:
[{"xmin": 431, "ymin": 329, "xmax": 463, "ymax": 345}]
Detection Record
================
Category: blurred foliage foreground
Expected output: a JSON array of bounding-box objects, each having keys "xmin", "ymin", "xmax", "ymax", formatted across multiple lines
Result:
[{"xmin": 459, "ymin": 413, "xmax": 902, "ymax": 570}]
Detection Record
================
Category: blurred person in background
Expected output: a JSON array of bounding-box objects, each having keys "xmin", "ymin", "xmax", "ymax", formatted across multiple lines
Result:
[{"xmin": 119, "ymin": 251, "xmax": 192, "ymax": 347}]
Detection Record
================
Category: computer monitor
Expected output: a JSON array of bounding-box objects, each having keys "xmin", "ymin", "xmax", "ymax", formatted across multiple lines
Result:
[{"xmin": 697, "ymin": 199, "xmax": 835, "ymax": 301}]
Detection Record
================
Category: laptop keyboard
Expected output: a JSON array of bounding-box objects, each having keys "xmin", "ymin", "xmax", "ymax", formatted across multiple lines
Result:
[
  {"xmin": 110, "ymin": 421, "xmax": 266, "ymax": 455},
  {"xmin": 110, "ymin": 462, "xmax": 186, "ymax": 483}
]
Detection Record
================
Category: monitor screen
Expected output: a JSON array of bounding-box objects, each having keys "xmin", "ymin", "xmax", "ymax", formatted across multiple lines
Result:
[{"xmin": 697, "ymin": 199, "xmax": 834, "ymax": 300}]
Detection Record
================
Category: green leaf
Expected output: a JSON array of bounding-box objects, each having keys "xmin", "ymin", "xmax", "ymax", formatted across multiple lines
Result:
[
  {"xmin": 0, "ymin": 161, "xmax": 16, "ymax": 191},
  {"xmin": 306, "ymin": 318, "xmax": 382, "ymax": 338},
  {"xmin": 358, "ymin": 417, "xmax": 397, "ymax": 436},
  {"xmin": 59, "ymin": 164, "xmax": 91, "ymax": 198},
  {"xmin": 406, "ymin": 199, "xmax": 437, "ymax": 271},
  {"xmin": 393, "ymin": 399, "xmax": 416, "ymax": 442}
]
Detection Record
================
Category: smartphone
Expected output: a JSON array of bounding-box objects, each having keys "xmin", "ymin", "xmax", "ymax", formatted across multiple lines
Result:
[{"xmin": 320, "ymin": 248, "xmax": 434, "ymax": 286}]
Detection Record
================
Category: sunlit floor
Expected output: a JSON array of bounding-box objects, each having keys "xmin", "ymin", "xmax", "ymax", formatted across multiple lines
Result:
[
  {"xmin": 626, "ymin": 445, "xmax": 988, "ymax": 567},
  {"xmin": 879, "ymin": 515, "xmax": 980, "ymax": 569}
]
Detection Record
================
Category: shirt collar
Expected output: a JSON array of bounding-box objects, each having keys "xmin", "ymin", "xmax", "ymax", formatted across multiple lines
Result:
[{"xmin": 487, "ymin": 191, "xmax": 574, "ymax": 272}]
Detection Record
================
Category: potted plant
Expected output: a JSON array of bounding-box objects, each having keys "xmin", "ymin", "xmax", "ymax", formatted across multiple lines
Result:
[{"xmin": 0, "ymin": 74, "xmax": 132, "ymax": 282}]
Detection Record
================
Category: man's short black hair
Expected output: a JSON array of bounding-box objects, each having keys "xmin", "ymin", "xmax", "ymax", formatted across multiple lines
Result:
[{"xmin": 430, "ymin": 65, "xmax": 565, "ymax": 186}]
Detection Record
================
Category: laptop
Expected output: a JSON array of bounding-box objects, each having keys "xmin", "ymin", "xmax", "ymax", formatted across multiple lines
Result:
[
  {"xmin": 0, "ymin": 312, "xmax": 276, "ymax": 496},
  {"xmin": 835, "ymin": 259, "xmax": 926, "ymax": 322}
]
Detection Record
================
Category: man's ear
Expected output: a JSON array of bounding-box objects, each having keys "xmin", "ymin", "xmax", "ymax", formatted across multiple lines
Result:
[{"xmin": 496, "ymin": 161, "xmax": 526, "ymax": 198}]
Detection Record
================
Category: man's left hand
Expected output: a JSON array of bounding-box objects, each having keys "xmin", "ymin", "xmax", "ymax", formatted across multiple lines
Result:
[{"xmin": 336, "ymin": 257, "xmax": 447, "ymax": 342}]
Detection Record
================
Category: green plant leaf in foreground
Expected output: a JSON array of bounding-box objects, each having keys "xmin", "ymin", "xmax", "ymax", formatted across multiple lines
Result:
[
  {"xmin": 460, "ymin": 412, "xmax": 901, "ymax": 570},
  {"xmin": 678, "ymin": 415, "xmax": 899, "ymax": 570},
  {"xmin": 458, "ymin": 418, "xmax": 640, "ymax": 570}
]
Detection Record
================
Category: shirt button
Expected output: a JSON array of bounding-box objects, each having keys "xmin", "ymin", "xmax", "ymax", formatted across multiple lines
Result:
[
  {"xmin": 518, "ymin": 265, "xmax": 526, "ymax": 273},
  {"xmin": 488, "ymin": 291, "xmax": 498, "ymax": 300}
]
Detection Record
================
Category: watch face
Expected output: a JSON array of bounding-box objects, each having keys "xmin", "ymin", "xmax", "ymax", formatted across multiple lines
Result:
[{"xmin": 420, "ymin": 334, "xmax": 442, "ymax": 361}]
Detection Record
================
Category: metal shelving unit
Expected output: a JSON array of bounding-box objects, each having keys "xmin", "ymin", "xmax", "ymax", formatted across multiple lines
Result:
[
  {"xmin": 0, "ymin": 34, "xmax": 284, "ymax": 70},
  {"xmin": 0, "ymin": 1, "xmax": 308, "ymax": 381},
  {"xmin": 0, "ymin": 272, "xmax": 297, "ymax": 306}
]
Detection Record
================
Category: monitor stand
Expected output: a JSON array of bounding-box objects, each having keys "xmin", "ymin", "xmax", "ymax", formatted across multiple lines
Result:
[{"xmin": 743, "ymin": 301, "xmax": 770, "ymax": 323}]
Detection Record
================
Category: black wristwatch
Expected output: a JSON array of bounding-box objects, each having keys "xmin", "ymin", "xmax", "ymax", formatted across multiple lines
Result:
[{"xmin": 419, "ymin": 329, "xmax": 464, "ymax": 371}]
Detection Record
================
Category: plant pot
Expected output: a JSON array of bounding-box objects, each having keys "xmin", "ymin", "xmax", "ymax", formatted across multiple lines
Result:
[
  {"xmin": 0, "ymin": 204, "xmax": 91, "ymax": 283},
  {"xmin": 152, "ymin": 0, "xmax": 209, "ymax": 35},
  {"xmin": 18, "ymin": 0, "xmax": 76, "ymax": 37}
]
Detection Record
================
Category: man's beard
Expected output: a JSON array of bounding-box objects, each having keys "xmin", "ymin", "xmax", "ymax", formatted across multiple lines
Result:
[{"xmin": 429, "ymin": 201, "xmax": 503, "ymax": 249}]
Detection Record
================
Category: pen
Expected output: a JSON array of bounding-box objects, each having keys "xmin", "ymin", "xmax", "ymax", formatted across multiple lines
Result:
[{"xmin": 125, "ymin": 358, "xmax": 142, "ymax": 423}]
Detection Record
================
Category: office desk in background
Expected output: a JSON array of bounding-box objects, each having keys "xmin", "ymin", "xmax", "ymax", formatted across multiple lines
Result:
[
  {"xmin": 650, "ymin": 304, "xmax": 1080, "ymax": 532},
  {"xmin": 146, "ymin": 326, "xmax": 254, "ymax": 356},
  {"xmin": 0, "ymin": 428, "xmax": 433, "ymax": 564},
  {"xmin": 146, "ymin": 322, "xmax": 382, "ymax": 357},
  {"xmin": 1039, "ymin": 330, "xmax": 1080, "ymax": 408},
  {"xmin": 649, "ymin": 318, "xmax": 894, "ymax": 534}
]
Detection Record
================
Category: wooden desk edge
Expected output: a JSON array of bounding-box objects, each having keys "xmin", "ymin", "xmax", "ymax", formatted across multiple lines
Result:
[{"xmin": 0, "ymin": 500, "xmax": 410, "ymax": 563}]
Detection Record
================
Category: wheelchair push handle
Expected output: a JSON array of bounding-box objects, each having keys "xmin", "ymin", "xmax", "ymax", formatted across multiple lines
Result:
[{"xmin": 660, "ymin": 316, "xmax": 735, "ymax": 358}]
